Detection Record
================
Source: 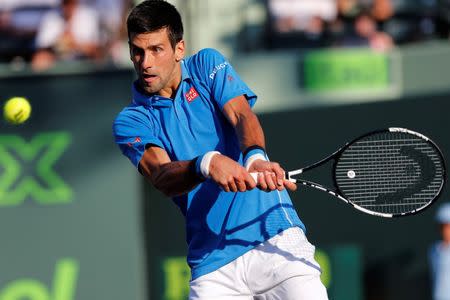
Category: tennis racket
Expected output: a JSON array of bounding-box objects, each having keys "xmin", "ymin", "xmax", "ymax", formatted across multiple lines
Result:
[{"xmin": 253, "ymin": 127, "xmax": 446, "ymax": 218}]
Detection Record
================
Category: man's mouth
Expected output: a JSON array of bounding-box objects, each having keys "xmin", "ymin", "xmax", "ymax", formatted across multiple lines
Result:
[{"xmin": 142, "ymin": 74, "xmax": 157, "ymax": 83}]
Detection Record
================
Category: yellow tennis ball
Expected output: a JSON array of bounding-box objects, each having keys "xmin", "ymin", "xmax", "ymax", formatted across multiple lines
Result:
[{"xmin": 4, "ymin": 97, "xmax": 31, "ymax": 124}]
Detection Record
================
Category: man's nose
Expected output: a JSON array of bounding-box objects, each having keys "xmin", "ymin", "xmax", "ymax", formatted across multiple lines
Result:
[{"xmin": 141, "ymin": 52, "xmax": 154, "ymax": 69}]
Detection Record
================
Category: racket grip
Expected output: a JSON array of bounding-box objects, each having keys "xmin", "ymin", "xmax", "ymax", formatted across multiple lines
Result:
[{"xmin": 249, "ymin": 172, "xmax": 289, "ymax": 182}]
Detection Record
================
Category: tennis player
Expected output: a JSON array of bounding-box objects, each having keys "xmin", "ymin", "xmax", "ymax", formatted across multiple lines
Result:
[{"xmin": 113, "ymin": 1, "xmax": 328, "ymax": 299}]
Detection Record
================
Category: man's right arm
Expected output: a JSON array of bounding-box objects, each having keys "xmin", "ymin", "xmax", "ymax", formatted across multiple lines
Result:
[
  {"xmin": 139, "ymin": 146, "xmax": 200, "ymax": 197},
  {"xmin": 139, "ymin": 146, "xmax": 256, "ymax": 197}
]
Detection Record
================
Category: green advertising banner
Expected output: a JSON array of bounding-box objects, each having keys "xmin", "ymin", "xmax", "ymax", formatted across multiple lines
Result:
[
  {"xmin": 0, "ymin": 258, "xmax": 78, "ymax": 300},
  {"xmin": 303, "ymin": 49, "xmax": 390, "ymax": 92},
  {"xmin": 0, "ymin": 132, "xmax": 72, "ymax": 206},
  {"xmin": 0, "ymin": 68, "xmax": 147, "ymax": 300}
]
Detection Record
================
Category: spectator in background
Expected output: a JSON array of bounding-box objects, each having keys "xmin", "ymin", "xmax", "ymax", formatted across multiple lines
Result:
[
  {"xmin": 335, "ymin": 11, "xmax": 393, "ymax": 51},
  {"xmin": 370, "ymin": 0, "xmax": 394, "ymax": 22},
  {"xmin": 429, "ymin": 202, "xmax": 450, "ymax": 300},
  {"xmin": 268, "ymin": 0, "xmax": 336, "ymax": 33},
  {"xmin": 0, "ymin": 0, "xmax": 58, "ymax": 63},
  {"xmin": 82, "ymin": 0, "xmax": 133, "ymax": 64},
  {"xmin": 266, "ymin": 0, "xmax": 397, "ymax": 50},
  {"xmin": 337, "ymin": 0, "xmax": 361, "ymax": 18},
  {"xmin": 304, "ymin": 15, "xmax": 327, "ymax": 43},
  {"xmin": 31, "ymin": 0, "xmax": 101, "ymax": 71},
  {"xmin": 266, "ymin": 0, "xmax": 336, "ymax": 48}
]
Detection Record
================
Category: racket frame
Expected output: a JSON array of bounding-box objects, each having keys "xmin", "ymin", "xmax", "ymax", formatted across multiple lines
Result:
[{"xmin": 285, "ymin": 127, "xmax": 447, "ymax": 218}]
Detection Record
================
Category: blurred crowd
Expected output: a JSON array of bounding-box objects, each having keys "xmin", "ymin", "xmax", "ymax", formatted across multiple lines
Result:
[
  {"xmin": 266, "ymin": 0, "xmax": 450, "ymax": 51},
  {"xmin": 0, "ymin": 0, "xmax": 132, "ymax": 70},
  {"xmin": 2, "ymin": 0, "xmax": 450, "ymax": 70}
]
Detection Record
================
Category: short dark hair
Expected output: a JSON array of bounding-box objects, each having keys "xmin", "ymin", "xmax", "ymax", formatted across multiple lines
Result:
[{"xmin": 127, "ymin": 0, "xmax": 184, "ymax": 49}]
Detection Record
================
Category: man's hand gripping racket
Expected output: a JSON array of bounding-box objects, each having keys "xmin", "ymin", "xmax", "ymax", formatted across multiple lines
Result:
[{"xmin": 251, "ymin": 128, "xmax": 446, "ymax": 218}]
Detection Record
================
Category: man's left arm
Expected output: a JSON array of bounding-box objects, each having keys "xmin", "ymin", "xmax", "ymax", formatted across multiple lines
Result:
[{"xmin": 222, "ymin": 95, "xmax": 296, "ymax": 192}]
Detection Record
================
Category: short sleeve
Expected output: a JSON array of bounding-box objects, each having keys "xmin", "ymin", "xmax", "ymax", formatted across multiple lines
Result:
[
  {"xmin": 72, "ymin": 5, "xmax": 100, "ymax": 44},
  {"xmin": 197, "ymin": 48, "xmax": 257, "ymax": 109},
  {"xmin": 35, "ymin": 11, "xmax": 64, "ymax": 49},
  {"xmin": 113, "ymin": 107, "xmax": 164, "ymax": 168}
]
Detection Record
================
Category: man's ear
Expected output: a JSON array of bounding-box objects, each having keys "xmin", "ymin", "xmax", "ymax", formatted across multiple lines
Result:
[{"xmin": 175, "ymin": 40, "xmax": 185, "ymax": 62}]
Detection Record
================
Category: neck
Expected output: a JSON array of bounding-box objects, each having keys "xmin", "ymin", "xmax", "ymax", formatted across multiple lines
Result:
[{"xmin": 158, "ymin": 62, "xmax": 183, "ymax": 99}]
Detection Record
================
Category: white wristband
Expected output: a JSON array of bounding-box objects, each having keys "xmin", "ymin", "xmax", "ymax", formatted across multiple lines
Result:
[
  {"xmin": 200, "ymin": 151, "xmax": 220, "ymax": 178},
  {"xmin": 245, "ymin": 153, "xmax": 268, "ymax": 170}
]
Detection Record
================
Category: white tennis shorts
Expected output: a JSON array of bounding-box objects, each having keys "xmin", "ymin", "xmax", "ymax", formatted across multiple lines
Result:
[{"xmin": 189, "ymin": 227, "xmax": 329, "ymax": 300}]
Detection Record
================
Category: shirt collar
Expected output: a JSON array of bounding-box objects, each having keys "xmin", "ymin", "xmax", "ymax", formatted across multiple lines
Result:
[
  {"xmin": 180, "ymin": 60, "xmax": 191, "ymax": 81},
  {"xmin": 132, "ymin": 60, "xmax": 190, "ymax": 107}
]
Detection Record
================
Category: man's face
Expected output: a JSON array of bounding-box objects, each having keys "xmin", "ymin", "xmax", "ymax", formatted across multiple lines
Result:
[
  {"xmin": 62, "ymin": 0, "xmax": 77, "ymax": 20},
  {"xmin": 129, "ymin": 28, "xmax": 184, "ymax": 95}
]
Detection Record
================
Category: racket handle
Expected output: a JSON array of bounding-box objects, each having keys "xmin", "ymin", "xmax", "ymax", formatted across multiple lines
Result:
[{"xmin": 249, "ymin": 172, "xmax": 290, "ymax": 182}]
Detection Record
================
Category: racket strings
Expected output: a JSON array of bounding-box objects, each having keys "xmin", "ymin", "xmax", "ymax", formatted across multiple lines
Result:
[{"xmin": 334, "ymin": 132, "xmax": 444, "ymax": 215}]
